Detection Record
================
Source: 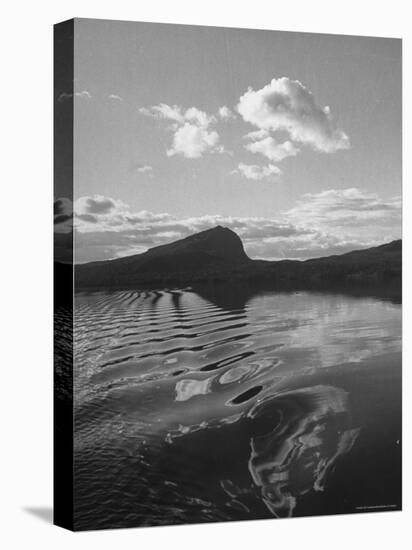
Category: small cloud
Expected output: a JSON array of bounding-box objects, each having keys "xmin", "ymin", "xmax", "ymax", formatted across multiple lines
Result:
[
  {"xmin": 137, "ymin": 164, "xmax": 153, "ymax": 173},
  {"xmin": 54, "ymin": 197, "xmax": 72, "ymax": 217},
  {"xmin": 128, "ymin": 162, "xmax": 154, "ymax": 176},
  {"xmin": 139, "ymin": 103, "xmax": 186, "ymax": 123},
  {"xmin": 54, "ymin": 197, "xmax": 73, "ymax": 233},
  {"xmin": 245, "ymin": 129, "xmax": 269, "ymax": 140},
  {"xmin": 245, "ymin": 136, "xmax": 299, "ymax": 162},
  {"xmin": 108, "ymin": 94, "xmax": 123, "ymax": 101},
  {"xmin": 77, "ymin": 195, "xmax": 117, "ymax": 215},
  {"xmin": 218, "ymin": 106, "xmax": 235, "ymax": 120},
  {"xmin": 57, "ymin": 90, "xmax": 92, "ymax": 102},
  {"xmin": 140, "ymin": 103, "xmax": 222, "ymax": 159},
  {"xmin": 57, "ymin": 92, "xmax": 73, "ymax": 103},
  {"xmin": 75, "ymin": 90, "xmax": 92, "ymax": 99},
  {"xmin": 234, "ymin": 163, "xmax": 282, "ymax": 181}
]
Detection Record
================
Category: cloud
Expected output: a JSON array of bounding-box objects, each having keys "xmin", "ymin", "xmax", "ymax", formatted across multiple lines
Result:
[
  {"xmin": 237, "ymin": 77, "xmax": 350, "ymax": 154},
  {"xmin": 244, "ymin": 233, "xmax": 373, "ymax": 261},
  {"xmin": 58, "ymin": 90, "xmax": 92, "ymax": 102},
  {"xmin": 57, "ymin": 92, "xmax": 73, "ymax": 103},
  {"xmin": 72, "ymin": 187, "xmax": 401, "ymax": 263},
  {"xmin": 275, "ymin": 187, "xmax": 402, "ymax": 259},
  {"xmin": 54, "ymin": 198, "xmax": 73, "ymax": 233},
  {"xmin": 129, "ymin": 161, "xmax": 154, "ymax": 175},
  {"xmin": 286, "ymin": 188, "xmax": 401, "ymax": 228},
  {"xmin": 73, "ymin": 198, "xmax": 308, "ymax": 261},
  {"xmin": 54, "ymin": 197, "xmax": 72, "ymax": 217},
  {"xmin": 139, "ymin": 103, "xmax": 185, "ymax": 123},
  {"xmin": 245, "ymin": 129, "xmax": 268, "ymax": 140},
  {"xmin": 76, "ymin": 195, "xmax": 118, "ymax": 215},
  {"xmin": 73, "ymin": 196, "xmax": 171, "ymax": 235},
  {"xmin": 245, "ymin": 135, "xmax": 300, "ymax": 162},
  {"xmin": 75, "ymin": 90, "xmax": 92, "ymax": 100},
  {"xmin": 234, "ymin": 163, "xmax": 282, "ymax": 181},
  {"xmin": 136, "ymin": 164, "xmax": 153, "ymax": 173},
  {"xmin": 218, "ymin": 106, "xmax": 235, "ymax": 120},
  {"xmin": 167, "ymin": 123, "xmax": 220, "ymax": 158},
  {"xmin": 140, "ymin": 103, "xmax": 222, "ymax": 159},
  {"xmin": 108, "ymin": 94, "xmax": 123, "ymax": 101},
  {"xmin": 77, "ymin": 213, "xmax": 98, "ymax": 223},
  {"xmin": 57, "ymin": 90, "xmax": 92, "ymax": 102}
]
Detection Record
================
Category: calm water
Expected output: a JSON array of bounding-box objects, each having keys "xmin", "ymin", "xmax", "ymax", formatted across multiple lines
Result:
[{"xmin": 73, "ymin": 287, "xmax": 401, "ymax": 530}]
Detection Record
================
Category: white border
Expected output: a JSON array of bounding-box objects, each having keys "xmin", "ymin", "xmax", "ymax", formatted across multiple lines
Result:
[{"xmin": 1, "ymin": 1, "xmax": 409, "ymax": 549}]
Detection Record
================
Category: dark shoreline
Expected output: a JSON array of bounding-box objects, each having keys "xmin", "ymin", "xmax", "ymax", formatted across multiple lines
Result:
[{"xmin": 74, "ymin": 279, "xmax": 402, "ymax": 308}]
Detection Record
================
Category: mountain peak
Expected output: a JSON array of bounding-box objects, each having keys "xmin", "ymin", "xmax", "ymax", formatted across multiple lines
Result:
[
  {"xmin": 75, "ymin": 227, "xmax": 401, "ymax": 292},
  {"xmin": 147, "ymin": 225, "xmax": 249, "ymax": 263}
]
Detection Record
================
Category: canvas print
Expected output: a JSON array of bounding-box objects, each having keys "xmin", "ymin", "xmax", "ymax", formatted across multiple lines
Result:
[{"xmin": 54, "ymin": 18, "xmax": 402, "ymax": 531}]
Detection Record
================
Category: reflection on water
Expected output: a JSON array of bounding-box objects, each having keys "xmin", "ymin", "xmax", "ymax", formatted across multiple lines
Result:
[
  {"xmin": 73, "ymin": 286, "xmax": 401, "ymax": 530},
  {"xmin": 248, "ymin": 385, "xmax": 360, "ymax": 518}
]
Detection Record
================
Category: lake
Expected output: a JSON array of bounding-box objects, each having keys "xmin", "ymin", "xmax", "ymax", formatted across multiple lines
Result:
[{"xmin": 72, "ymin": 286, "xmax": 401, "ymax": 530}]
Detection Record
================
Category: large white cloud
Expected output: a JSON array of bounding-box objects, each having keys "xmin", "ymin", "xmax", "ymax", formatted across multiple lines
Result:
[
  {"xmin": 238, "ymin": 77, "xmax": 350, "ymax": 155},
  {"xmin": 138, "ymin": 77, "xmax": 349, "ymax": 175},
  {"xmin": 140, "ymin": 103, "xmax": 222, "ymax": 159}
]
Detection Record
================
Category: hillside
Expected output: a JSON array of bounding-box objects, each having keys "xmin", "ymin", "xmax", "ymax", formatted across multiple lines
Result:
[
  {"xmin": 73, "ymin": 226, "xmax": 401, "ymax": 290},
  {"xmin": 75, "ymin": 226, "xmax": 250, "ymax": 288}
]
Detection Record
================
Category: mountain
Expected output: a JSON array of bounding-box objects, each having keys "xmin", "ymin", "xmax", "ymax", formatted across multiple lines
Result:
[
  {"xmin": 251, "ymin": 238, "xmax": 401, "ymax": 287},
  {"xmin": 74, "ymin": 226, "xmax": 401, "ymax": 290},
  {"xmin": 75, "ymin": 226, "xmax": 250, "ymax": 288}
]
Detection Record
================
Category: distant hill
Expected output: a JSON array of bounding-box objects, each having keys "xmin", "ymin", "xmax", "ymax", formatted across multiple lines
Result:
[{"xmin": 73, "ymin": 226, "xmax": 401, "ymax": 291}]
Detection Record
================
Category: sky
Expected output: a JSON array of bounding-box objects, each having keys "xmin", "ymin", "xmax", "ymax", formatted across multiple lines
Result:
[{"xmin": 54, "ymin": 18, "xmax": 402, "ymax": 263}]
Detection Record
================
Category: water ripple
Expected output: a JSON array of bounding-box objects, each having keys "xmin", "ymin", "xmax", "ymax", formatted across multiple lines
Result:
[{"xmin": 72, "ymin": 288, "xmax": 402, "ymax": 529}]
